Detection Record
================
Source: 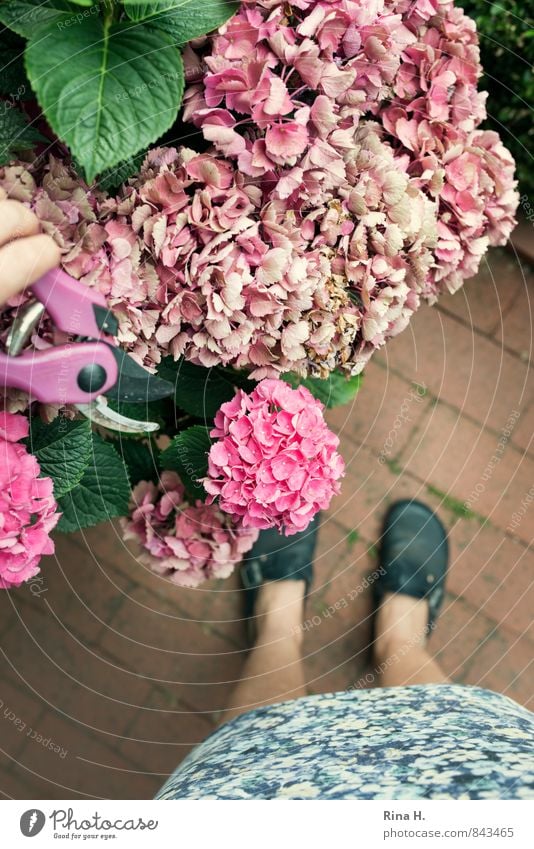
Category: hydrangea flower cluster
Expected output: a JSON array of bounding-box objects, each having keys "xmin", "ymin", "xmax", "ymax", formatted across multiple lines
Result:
[
  {"xmin": 121, "ymin": 471, "xmax": 259, "ymax": 587},
  {"xmin": 186, "ymin": 0, "xmax": 518, "ymax": 298},
  {"xmin": 0, "ymin": 413, "xmax": 60, "ymax": 589},
  {"xmin": 0, "ymin": 126, "xmax": 437, "ymax": 384},
  {"xmin": 0, "ymin": 0, "xmax": 520, "ymax": 586},
  {"xmin": 184, "ymin": 0, "xmax": 415, "ymax": 190},
  {"xmin": 2, "ymin": 0, "xmax": 516, "ymax": 386},
  {"xmin": 379, "ymin": 1, "xmax": 518, "ymax": 296},
  {"xmin": 204, "ymin": 379, "xmax": 345, "ymax": 535}
]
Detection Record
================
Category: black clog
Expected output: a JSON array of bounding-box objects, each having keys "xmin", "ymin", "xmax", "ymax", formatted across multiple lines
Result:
[
  {"xmin": 240, "ymin": 515, "xmax": 318, "ymax": 623},
  {"xmin": 375, "ymin": 499, "xmax": 449, "ymax": 633}
]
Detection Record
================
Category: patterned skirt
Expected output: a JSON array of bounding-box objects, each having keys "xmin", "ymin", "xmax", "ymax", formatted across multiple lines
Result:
[{"xmin": 156, "ymin": 685, "xmax": 534, "ymax": 800}]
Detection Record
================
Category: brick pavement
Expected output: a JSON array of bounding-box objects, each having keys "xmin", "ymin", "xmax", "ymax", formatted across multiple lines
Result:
[{"xmin": 1, "ymin": 245, "xmax": 532, "ymax": 799}]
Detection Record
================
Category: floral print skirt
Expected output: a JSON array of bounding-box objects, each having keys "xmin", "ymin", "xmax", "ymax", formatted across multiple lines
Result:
[{"xmin": 156, "ymin": 685, "xmax": 534, "ymax": 800}]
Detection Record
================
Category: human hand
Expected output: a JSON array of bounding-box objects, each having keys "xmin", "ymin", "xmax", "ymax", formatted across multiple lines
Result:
[{"xmin": 0, "ymin": 187, "xmax": 61, "ymax": 305}]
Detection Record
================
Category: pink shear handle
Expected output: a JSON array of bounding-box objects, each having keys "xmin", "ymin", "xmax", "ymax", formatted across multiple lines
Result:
[
  {"xmin": 0, "ymin": 342, "xmax": 117, "ymax": 403},
  {"xmin": 31, "ymin": 268, "xmax": 109, "ymax": 337}
]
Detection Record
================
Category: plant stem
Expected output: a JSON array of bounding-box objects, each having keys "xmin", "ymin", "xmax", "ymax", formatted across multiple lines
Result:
[{"xmin": 101, "ymin": 0, "xmax": 115, "ymax": 26}]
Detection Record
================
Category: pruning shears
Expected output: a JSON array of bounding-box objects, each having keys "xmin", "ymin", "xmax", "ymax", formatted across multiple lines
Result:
[{"xmin": 0, "ymin": 268, "xmax": 174, "ymax": 433}]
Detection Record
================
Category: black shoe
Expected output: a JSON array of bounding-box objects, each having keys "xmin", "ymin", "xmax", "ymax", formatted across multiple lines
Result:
[
  {"xmin": 374, "ymin": 500, "xmax": 449, "ymax": 633},
  {"xmin": 240, "ymin": 515, "xmax": 319, "ymax": 625}
]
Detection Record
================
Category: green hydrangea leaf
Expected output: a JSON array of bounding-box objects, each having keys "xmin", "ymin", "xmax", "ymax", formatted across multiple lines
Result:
[
  {"xmin": 57, "ymin": 433, "xmax": 131, "ymax": 532},
  {"xmin": 124, "ymin": 0, "xmax": 239, "ymax": 45},
  {"xmin": 0, "ymin": 105, "xmax": 44, "ymax": 165},
  {"xmin": 119, "ymin": 439, "xmax": 160, "ymax": 487},
  {"xmin": 25, "ymin": 17, "xmax": 184, "ymax": 183},
  {"xmin": 157, "ymin": 357, "xmax": 238, "ymax": 420},
  {"xmin": 160, "ymin": 424, "xmax": 211, "ymax": 500},
  {"xmin": 23, "ymin": 417, "xmax": 92, "ymax": 499},
  {"xmin": 94, "ymin": 151, "xmax": 146, "ymax": 193},
  {"xmin": 0, "ymin": 0, "xmax": 75, "ymax": 39},
  {"xmin": 284, "ymin": 371, "xmax": 363, "ymax": 409},
  {"xmin": 0, "ymin": 33, "xmax": 30, "ymax": 100}
]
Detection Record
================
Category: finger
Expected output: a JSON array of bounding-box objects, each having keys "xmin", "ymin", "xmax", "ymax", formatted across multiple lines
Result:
[
  {"xmin": 0, "ymin": 234, "xmax": 61, "ymax": 303},
  {"xmin": 0, "ymin": 188, "xmax": 6, "ymax": 202},
  {"xmin": 0, "ymin": 199, "xmax": 41, "ymax": 247}
]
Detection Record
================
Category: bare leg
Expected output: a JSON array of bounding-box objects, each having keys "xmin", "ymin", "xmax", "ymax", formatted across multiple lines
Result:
[
  {"xmin": 220, "ymin": 580, "xmax": 307, "ymax": 725},
  {"xmin": 220, "ymin": 567, "xmax": 448, "ymax": 726},
  {"xmin": 374, "ymin": 592, "xmax": 450, "ymax": 687}
]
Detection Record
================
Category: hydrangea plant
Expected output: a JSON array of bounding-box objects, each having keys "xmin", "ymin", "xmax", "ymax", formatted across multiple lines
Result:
[{"xmin": 0, "ymin": 0, "xmax": 519, "ymax": 589}]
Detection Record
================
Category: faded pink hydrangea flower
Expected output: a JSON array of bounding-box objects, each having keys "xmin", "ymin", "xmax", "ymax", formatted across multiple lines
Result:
[
  {"xmin": 121, "ymin": 471, "xmax": 259, "ymax": 587},
  {"xmin": 0, "ymin": 126, "xmax": 437, "ymax": 384},
  {"xmin": 0, "ymin": 0, "xmax": 518, "ymax": 393},
  {"xmin": 0, "ymin": 412, "xmax": 60, "ymax": 589},
  {"xmin": 204, "ymin": 379, "xmax": 345, "ymax": 535},
  {"xmin": 185, "ymin": 0, "xmax": 415, "ymax": 194},
  {"xmin": 379, "ymin": 0, "xmax": 518, "ymax": 295},
  {"xmin": 426, "ymin": 129, "xmax": 519, "ymax": 297}
]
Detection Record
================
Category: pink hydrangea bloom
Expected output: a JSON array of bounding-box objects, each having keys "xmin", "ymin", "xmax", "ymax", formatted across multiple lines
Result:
[
  {"xmin": 121, "ymin": 471, "xmax": 259, "ymax": 587},
  {"xmin": 1, "ymin": 127, "xmax": 436, "ymax": 384},
  {"xmin": 0, "ymin": 0, "xmax": 518, "ymax": 392},
  {"xmin": 379, "ymin": 1, "xmax": 518, "ymax": 295},
  {"xmin": 185, "ymin": 0, "xmax": 415, "ymax": 191},
  {"xmin": 204, "ymin": 379, "xmax": 345, "ymax": 535},
  {"xmin": 382, "ymin": 3, "xmax": 486, "ymax": 150},
  {"xmin": 425, "ymin": 129, "xmax": 519, "ymax": 297},
  {"xmin": 0, "ymin": 412, "xmax": 60, "ymax": 589}
]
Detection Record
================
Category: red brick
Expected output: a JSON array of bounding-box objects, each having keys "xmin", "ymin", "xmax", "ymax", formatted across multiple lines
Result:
[
  {"xmin": 118, "ymin": 688, "xmax": 213, "ymax": 784},
  {"xmin": 326, "ymin": 359, "xmax": 430, "ymax": 457},
  {"xmin": 0, "ymin": 673, "xmax": 45, "ymax": 762},
  {"xmin": 437, "ymin": 248, "xmax": 523, "ymax": 335},
  {"xmin": 0, "ymin": 598, "xmax": 155, "ymax": 741},
  {"xmin": 0, "ymin": 756, "xmax": 41, "ymax": 799},
  {"xmin": 430, "ymin": 594, "xmax": 496, "ymax": 682},
  {"xmin": 509, "ymin": 400, "xmax": 534, "ymax": 456},
  {"xmin": 379, "ymin": 301, "xmax": 534, "ymax": 454},
  {"xmin": 305, "ymin": 651, "xmax": 364, "ymax": 696},
  {"xmin": 102, "ymin": 582, "xmax": 236, "ymax": 651},
  {"xmin": 176, "ymin": 568, "xmax": 243, "ymax": 634},
  {"xmin": 495, "ymin": 266, "xmax": 534, "ymax": 363},
  {"xmin": 34, "ymin": 538, "xmax": 134, "ymax": 648},
  {"xmin": 449, "ymin": 520, "xmax": 533, "ymax": 636},
  {"xmin": 399, "ymin": 401, "xmax": 534, "ymax": 545},
  {"xmin": 510, "ymin": 218, "xmax": 534, "ymax": 267},
  {"xmin": 463, "ymin": 622, "xmax": 534, "ymax": 708},
  {"xmin": 99, "ymin": 597, "xmax": 248, "ymax": 717},
  {"xmin": 332, "ymin": 441, "xmax": 458, "ymax": 545},
  {"xmin": 15, "ymin": 712, "xmax": 155, "ymax": 799}
]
